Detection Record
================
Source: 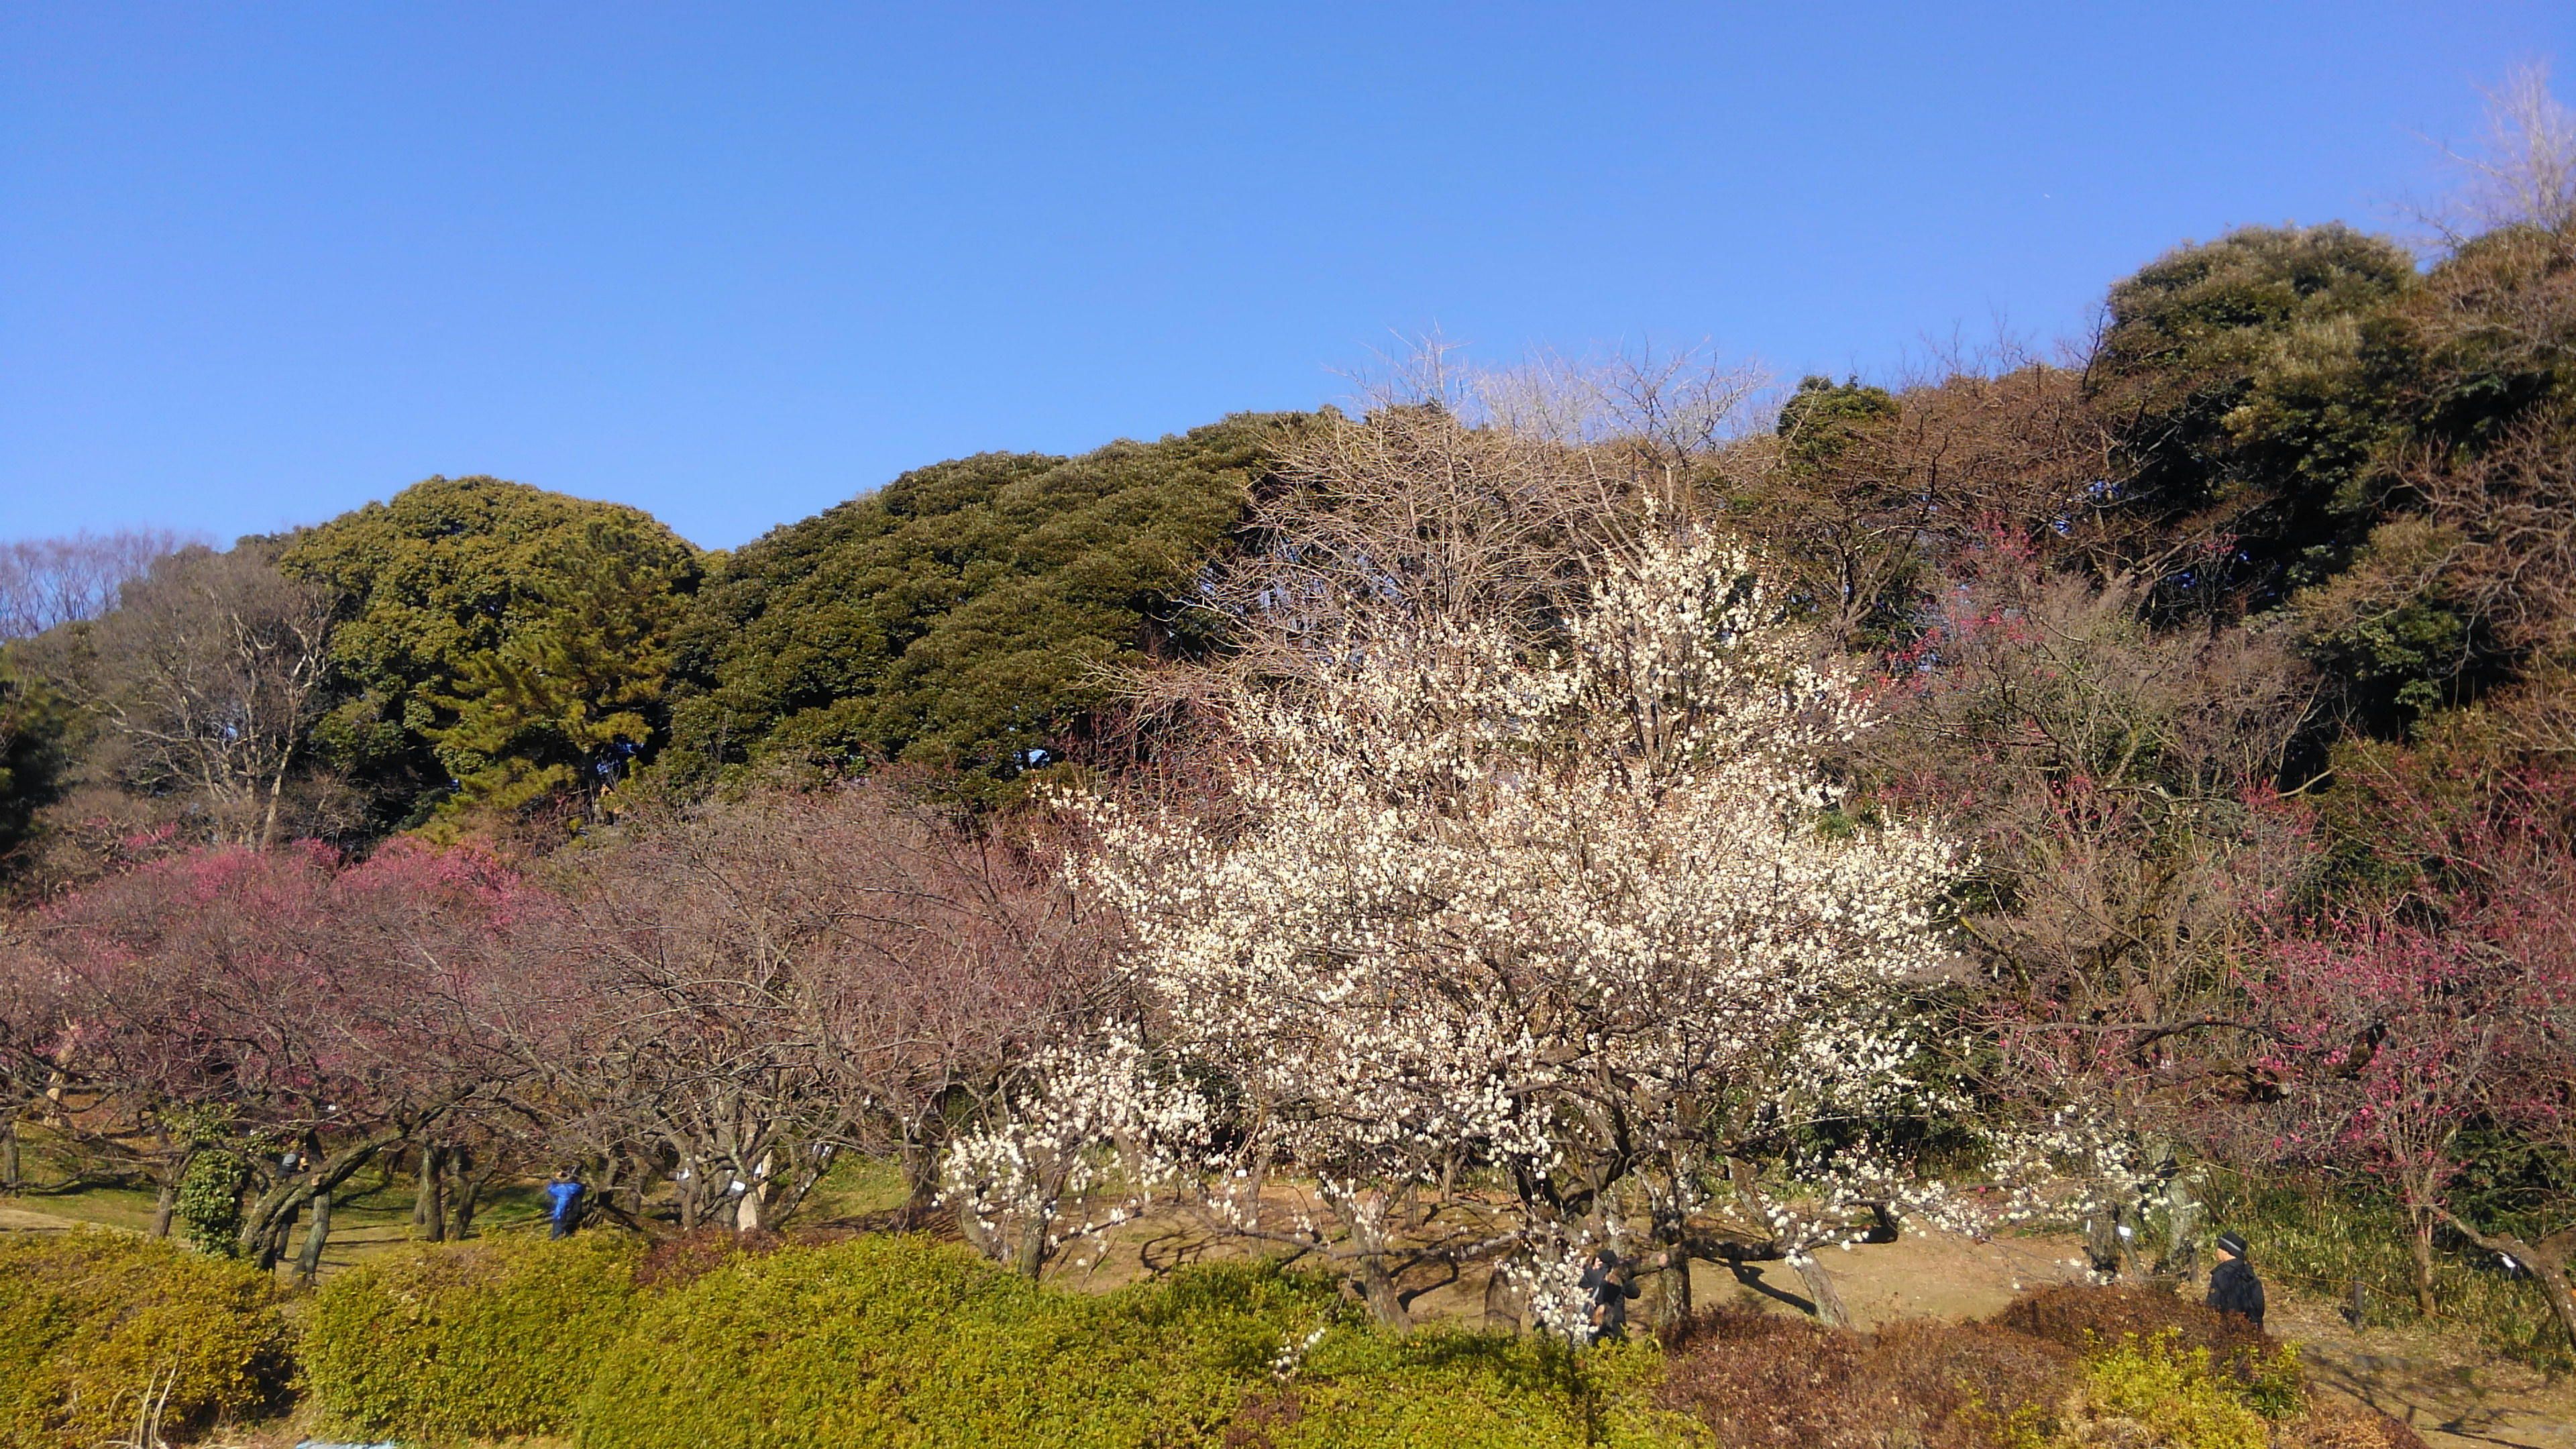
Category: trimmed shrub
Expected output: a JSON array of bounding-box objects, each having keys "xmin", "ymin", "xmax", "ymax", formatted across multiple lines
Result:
[
  {"xmin": 2081, "ymin": 1332, "xmax": 2273, "ymax": 1449},
  {"xmin": 1992, "ymin": 1283, "xmax": 2279, "ymax": 1390},
  {"xmin": 300, "ymin": 1230, "xmax": 640, "ymax": 1442},
  {"xmin": 579, "ymin": 1237, "xmax": 1279, "ymax": 1448},
  {"xmin": 0, "ymin": 1228, "xmax": 291, "ymax": 1449},
  {"xmin": 577, "ymin": 1236, "xmax": 1690, "ymax": 1449},
  {"xmin": 1656, "ymin": 1288, "xmax": 2423, "ymax": 1449}
]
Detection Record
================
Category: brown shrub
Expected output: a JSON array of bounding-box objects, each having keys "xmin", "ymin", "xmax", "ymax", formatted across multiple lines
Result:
[
  {"xmin": 1660, "ymin": 1289, "xmax": 2428, "ymax": 1449},
  {"xmin": 1655, "ymin": 1311, "xmax": 2077, "ymax": 1449},
  {"xmin": 1221, "ymin": 1389, "xmax": 1303, "ymax": 1449},
  {"xmin": 631, "ymin": 1226, "xmax": 784, "ymax": 1290},
  {"xmin": 1993, "ymin": 1282, "xmax": 2273, "ymax": 1379},
  {"xmin": 1872, "ymin": 1318, "xmax": 2081, "ymax": 1446}
]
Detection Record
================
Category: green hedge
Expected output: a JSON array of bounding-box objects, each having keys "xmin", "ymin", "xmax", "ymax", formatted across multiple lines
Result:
[
  {"xmin": 576, "ymin": 1236, "xmax": 1688, "ymax": 1449},
  {"xmin": 0, "ymin": 1229, "xmax": 291, "ymax": 1449},
  {"xmin": 301, "ymin": 1231, "xmax": 640, "ymax": 1442},
  {"xmin": 299, "ymin": 1231, "xmax": 1690, "ymax": 1448}
]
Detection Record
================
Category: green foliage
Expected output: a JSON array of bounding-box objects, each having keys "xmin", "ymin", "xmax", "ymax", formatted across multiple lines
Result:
[
  {"xmin": 2094, "ymin": 223, "xmax": 2422, "ymax": 610},
  {"xmin": 2404, "ymin": 222, "xmax": 2576, "ymax": 448},
  {"xmin": 1774, "ymin": 374, "xmax": 1899, "ymax": 468},
  {"xmin": 300, "ymin": 1232, "xmax": 642, "ymax": 1442},
  {"xmin": 424, "ymin": 520, "xmax": 690, "ymax": 817},
  {"xmin": 281, "ymin": 475, "xmax": 700, "ymax": 826},
  {"xmin": 2203, "ymin": 1166, "xmax": 2573, "ymax": 1371},
  {"xmin": 174, "ymin": 1149, "xmax": 252, "ymax": 1256},
  {"xmin": 2079, "ymin": 1332, "xmax": 2289, "ymax": 1449},
  {"xmin": 664, "ymin": 414, "xmax": 1303, "ymax": 796},
  {"xmin": 0, "ymin": 1228, "xmax": 291, "ymax": 1449},
  {"xmin": 578, "ymin": 1236, "xmax": 1688, "ymax": 1449}
]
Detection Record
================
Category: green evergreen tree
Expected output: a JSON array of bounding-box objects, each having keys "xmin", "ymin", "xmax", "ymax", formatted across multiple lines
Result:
[
  {"xmin": 665, "ymin": 413, "xmax": 1308, "ymax": 796},
  {"xmin": 282, "ymin": 476, "xmax": 700, "ymax": 828}
]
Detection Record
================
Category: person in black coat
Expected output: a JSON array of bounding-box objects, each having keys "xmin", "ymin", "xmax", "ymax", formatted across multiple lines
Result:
[
  {"xmin": 1578, "ymin": 1248, "xmax": 1643, "ymax": 1342},
  {"xmin": 2206, "ymin": 1230, "xmax": 2265, "ymax": 1328}
]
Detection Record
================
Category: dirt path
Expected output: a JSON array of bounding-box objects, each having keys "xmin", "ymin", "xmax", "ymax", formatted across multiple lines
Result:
[{"xmin": 1757, "ymin": 1230, "xmax": 2576, "ymax": 1449}]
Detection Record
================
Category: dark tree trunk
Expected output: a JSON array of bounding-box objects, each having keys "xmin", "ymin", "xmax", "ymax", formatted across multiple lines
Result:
[
  {"xmin": 294, "ymin": 1188, "xmax": 333, "ymax": 1283},
  {"xmin": 260, "ymin": 1203, "xmax": 296, "ymax": 1271},
  {"xmin": 233, "ymin": 1129, "xmax": 405, "ymax": 1260},
  {"xmin": 1, "ymin": 1119, "xmax": 19, "ymax": 1195},
  {"xmin": 414, "ymin": 1142, "xmax": 447, "ymax": 1241},
  {"xmin": 449, "ymin": 1145, "xmax": 504, "ymax": 1239},
  {"xmin": 900, "ymin": 1131, "xmax": 943, "ymax": 1229}
]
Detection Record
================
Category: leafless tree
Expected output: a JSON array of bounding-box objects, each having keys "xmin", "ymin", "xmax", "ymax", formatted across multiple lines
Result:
[
  {"xmin": 0, "ymin": 529, "xmax": 198, "ymax": 640},
  {"xmin": 1862, "ymin": 551, "xmax": 2322, "ymax": 1124},
  {"xmin": 1198, "ymin": 339, "xmax": 1764, "ymax": 680},
  {"xmin": 28, "ymin": 542, "xmax": 340, "ymax": 850},
  {"xmin": 2438, "ymin": 62, "xmax": 2576, "ymax": 237},
  {"xmin": 518, "ymin": 778, "xmax": 1108, "ymax": 1233}
]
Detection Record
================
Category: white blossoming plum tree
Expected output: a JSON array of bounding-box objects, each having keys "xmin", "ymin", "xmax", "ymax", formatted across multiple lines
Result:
[{"xmin": 954, "ymin": 477, "xmax": 2068, "ymax": 1323}]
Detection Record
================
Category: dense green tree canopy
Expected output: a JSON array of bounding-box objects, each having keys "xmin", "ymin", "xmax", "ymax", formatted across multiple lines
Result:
[
  {"xmin": 2092, "ymin": 223, "xmax": 2422, "ymax": 613},
  {"xmin": 664, "ymin": 413, "xmax": 1304, "ymax": 790},
  {"xmin": 281, "ymin": 476, "xmax": 701, "ymax": 825}
]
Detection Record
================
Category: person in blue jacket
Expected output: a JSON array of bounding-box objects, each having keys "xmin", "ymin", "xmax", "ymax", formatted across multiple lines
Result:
[{"xmin": 545, "ymin": 1168, "xmax": 586, "ymax": 1239}]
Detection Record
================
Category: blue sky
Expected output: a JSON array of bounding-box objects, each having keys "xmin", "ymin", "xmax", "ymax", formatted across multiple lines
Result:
[{"xmin": 5, "ymin": 3, "xmax": 2571, "ymax": 550}]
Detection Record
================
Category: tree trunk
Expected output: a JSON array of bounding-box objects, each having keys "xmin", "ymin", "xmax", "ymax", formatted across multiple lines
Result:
[
  {"xmin": 1354, "ymin": 1254, "xmax": 1409, "ymax": 1327},
  {"xmin": 295, "ymin": 1188, "xmax": 333, "ymax": 1283},
  {"xmin": 413, "ymin": 1142, "xmax": 446, "ymax": 1241},
  {"xmin": 1791, "ymin": 1252, "xmax": 1851, "ymax": 1328},
  {"xmin": 1651, "ymin": 1249, "xmax": 1693, "ymax": 1330},
  {"xmin": 449, "ymin": 1146, "xmax": 497, "ymax": 1239},
  {"xmin": 900, "ymin": 1137, "xmax": 943, "ymax": 1229},
  {"xmin": 1483, "ymin": 1254, "xmax": 1519, "ymax": 1329},
  {"xmin": 2157, "ymin": 1171, "xmax": 2203, "ymax": 1277},
  {"xmin": 2408, "ymin": 1210, "xmax": 2439, "ymax": 1318},
  {"xmin": 2085, "ymin": 1212, "xmax": 2129, "ymax": 1279},
  {"xmin": 150, "ymin": 1173, "xmax": 179, "ymax": 1239},
  {"xmin": 233, "ymin": 1129, "xmax": 404, "ymax": 1259},
  {"xmin": 260, "ymin": 1202, "xmax": 297, "ymax": 1271},
  {"xmin": 1, "ymin": 1119, "xmax": 19, "ymax": 1195}
]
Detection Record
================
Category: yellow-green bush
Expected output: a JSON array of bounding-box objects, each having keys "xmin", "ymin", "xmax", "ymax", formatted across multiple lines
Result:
[
  {"xmin": 300, "ymin": 1230, "xmax": 640, "ymax": 1442},
  {"xmin": 2080, "ymin": 1330, "xmax": 2294, "ymax": 1449},
  {"xmin": 0, "ymin": 1228, "xmax": 291, "ymax": 1449},
  {"xmin": 574, "ymin": 1236, "xmax": 1692, "ymax": 1449}
]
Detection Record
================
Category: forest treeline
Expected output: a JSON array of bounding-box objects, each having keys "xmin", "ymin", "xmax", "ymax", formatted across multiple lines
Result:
[{"xmin": 4, "ymin": 95, "xmax": 2575, "ymax": 1369}]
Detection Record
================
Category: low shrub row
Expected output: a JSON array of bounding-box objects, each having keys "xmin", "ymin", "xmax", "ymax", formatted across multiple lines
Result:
[
  {"xmin": 0, "ymin": 1230, "xmax": 292, "ymax": 1449},
  {"xmin": 0, "ymin": 1228, "xmax": 2443, "ymax": 1449},
  {"xmin": 301, "ymin": 1231, "xmax": 642, "ymax": 1440},
  {"xmin": 308, "ymin": 1232, "xmax": 1686, "ymax": 1448}
]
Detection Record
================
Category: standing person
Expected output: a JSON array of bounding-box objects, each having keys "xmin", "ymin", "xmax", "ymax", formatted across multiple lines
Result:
[
  {"xmin": 1578, "ymin": 1247, "xmax": 1644, "ymax": 1344},
  {"xmin": 2206, "ymin": 1231, "xmax": 2265, "ymax": 1328},
  {"xmin": 545, "ymin": 1168, "xmax": 586, "ymax": 1240}
]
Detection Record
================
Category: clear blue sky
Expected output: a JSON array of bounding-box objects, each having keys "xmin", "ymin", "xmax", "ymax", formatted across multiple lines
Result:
[{"xmin": 5, "ymin": 3, "xmax": 2571, "ymax": 549}]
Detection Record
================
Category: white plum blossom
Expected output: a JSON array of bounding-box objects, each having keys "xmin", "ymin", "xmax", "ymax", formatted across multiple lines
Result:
[
  {"xmin": 956, "ymin": 527, "xmax": 2036, "ymax": 1323},
  {"xmin": 939, "ymin": 1025, "xmax": 1209, "ymax": 1278}
]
